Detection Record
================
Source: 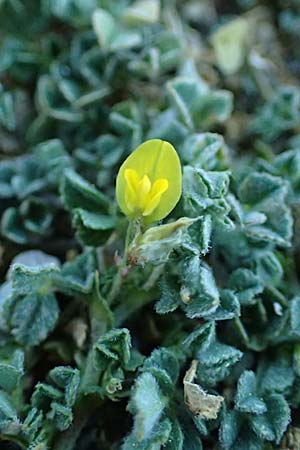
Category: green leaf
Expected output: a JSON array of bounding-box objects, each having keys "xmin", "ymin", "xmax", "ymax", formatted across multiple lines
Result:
[
  {"xmin": 48, "ymin": 402, "xmax": 73, "ymax": 431},
  {"xmin": 92, "ymin": 8, "xmax": 141, "ymax": 51},
  {"xmin": 73, "ymin": 211, "xmax": 115, "ymax": 246},
  {"xmin": 0, "ymin": 349, "xmax": 24, "ymax": 392},
  {"xmin": 181, "ymin": 256, "xmax": 220, "ymax": 318},
  {"xmin": 0, "ymin": 161, "xmax": 16, "ymax": 198},
  {"xmin": 31, "ymin": 365, "xmax": 80, "ymax": 433},
  {"xmin": 0, "ymin": 91, "xmax": 16, "ymax": 131},
  {"xmin": 45, "ymin": 0, "xmax": 97, "ymax": 25},
  {"xmin": 10, "ymin": 264, "xmax": 60, "ymax": 296},
  {"xmin": 197, "ymin": 342, "xmax": 243, "ymax": 386},
  {"xmin": 123, "ymin": 0, "xmax": 160, "ymax": 25},
  {"xmin": 250, "ymin": 394, "xmax": 290, "ymax": 444},
  {"xmin": 93, "ymin": 328, "xmax": 131, "ymax": 372},
  {"xmin": 211, "ymin": 17, "xmax": 250, "ymax": 75},
  {"xmin": 5, "ymin": 263, "xmax": 60, "ymax": 346},
  {"xmin": 238, "ymin": 172, "xmax": 288, "ymax": 206},
  {"xmin": 142, "ymin": 348, "xmax": 179, "ymax": 386},
  {"xmin": 122, "ymin": 419, "xmax": 172, "ymax": 450},
  {"xmin": 168, "ymin": 77, "xmax": 233, "ymax": 129},
  {"xmin": 34, "ymin": 139, "xmax": 73, "ymax": 185},
  {"xmin": 31, "ymin": 383, "xmax": 63, "ymax": 410},
  {"xmin": 182, "ymin": 322, "xmax": 216, "ymax": 353},
  {"xmin": 155, "ymin": 277, "xmax": 181, "ymax": 314},
  {"xmin": 251, "ymin": 86, "xmax": 300, "ymax": 142},
  {"xmin": 48, "ymin": 366, "xmax": 80, "ymax": 407},
  {"xmin": 0, "ymin": 390, "xmax": 19, "ymax": 430},
  {"xmin": 235, "ymin": 371, "xmax": 267, "ymax": 414},
  {"xmin": 206, "ymin": 289, "xmax": 240, "ymax": 321},
  {"xmin": 183, "ymin": 166, "xmax": 231, "ymax": 221},
  {"xmin": 219, "ymin": 410, "xmax": 263, "ymax": 450},
  {"xmin": 5, "ymin": 292, "xmax": 59, "ymax": 346},
  {"xmin": 229, "ymin": 269, "xmax": 263, "ymax": 305},
  {"xmin": 22, "ymin": 407, "xmax": 44, "ymax": 443},
  {"xmin": 1, "ymin": 207, "xmax": 27, "ymax": 244},
  {"xmin": 255, "ymin": 252, "xmax": 283, "ymax": 286},
  {"xmin": 61, "ymin": 169, "xmax": 110, "ymax": 212},
  {"xmin": 129, "ymin": 372, "xmax": 166, "ymax": 441},
  {"xmin": 59, "ymin": 251, "xmax": 96, "ymax": 294},
  {"xmin": 180, "ymin": 132, "xmax": 228, "ymax": 170},
  {"xmin": 257, "ymin": 357, "xmax": 295, "ymax": 395}
]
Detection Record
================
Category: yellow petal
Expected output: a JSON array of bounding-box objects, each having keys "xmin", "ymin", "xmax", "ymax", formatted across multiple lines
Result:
[
  {"xmin": 142, "ymin": 178, "xmax": 169, "ymax": 216},
  {"xmin": 137, "ymin": 174, "xmax": 151, "ymax": 208},
  {"xmin": 142, "ymin": 194, "xmax": 161, "ymax": 216},
  {"xmin": 124, "ymin": 168, "xmax": 139, "ymax": 193},
  {"xmin": 150, "ymin": 178, "xmax": 168, "ymax": 197},
  {"xmin": 124, "ymin": 169, "xmax": 139, "ymax": 212}
]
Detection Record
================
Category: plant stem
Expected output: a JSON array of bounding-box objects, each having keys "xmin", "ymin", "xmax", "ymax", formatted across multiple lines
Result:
[
  {"xmin": 53, "ymin": 273, "xmax": 112, "ymax": 450},
  {"xmin": 107, "ymin": 267, "xmax": 124, "ymax": 306},
  {"xmin": 107, "ymin": 220, "xmax": 140, "ymax": 306},
  {"xmin": 234, "ymin": 316, "xmax": 249, "ymax": 345}
]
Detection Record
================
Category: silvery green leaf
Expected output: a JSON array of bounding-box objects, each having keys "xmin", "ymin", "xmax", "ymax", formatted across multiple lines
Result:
[
  {"xmin": 255, "ymin": 252, "xmax": 283, "ymax": 286},
  {"xmin": 10, "ymin": 264, "xmax": 60, "ymax": 296},
  {"xmin": 250, "ymin": 394, "xmax": 290, "ymax": 444},
  {"xmin": 0, "ymin": 282, "xmax": 12, "ymax": 331},
  {"xmin": 182, "ymin": 322, "xmax": 216, "ymax": 353},
  {"xmin": 220, "ymin": 410, "xmax": 263, "ymax": 450},
  {"xmin": 129, "ymin": 372, "xmax": 167, "ymax": 441},
  {"xmin": 183, "ymin": 166, "xmax": 231, "ymax": 220},
  {"xmin": 142, "ymin": 348, "xmax": 179, "ymax": 385},
  {"xmin": 147, "ymin": 109, "xmax": 188, "ymax": 144},
  {"xmin": 251, "ymin": 86, "xmax": 300, "ymax": 142},
  {"xmin": 0, "ymin": 161, "xmax": 16, "ymax": 198},
  {"xmin": 61, "ymin": 169, "xmax": 110, "ymax": 212},
  {"xmin": 0, "ymin": 90, "xmax": 16, "ymax": 131},
  {"xmin": 44, "ymin": 0, "xmax": 97, "ymax": 26},
  {"xmin": 0, "ymin": 349, "xmax": 24, "ymax": 392},
  {"xmin": 0, "ymin": 390, "xmax": 19, "ymax": 427},
  {"xmin": 123, "ymin": 0, "xmax": 160, "ymax": 25},
  {"xmin": 1, "ymin": 207, "xmax": 27, "ymax": 243},
  {"xmin": 37, "ymin": 75, "xmax": 83, "ymax": 123},
  {"xmin": 92, "ymin": 9, "xmax": 141, "ymax": 51},
  {"xmin": 73, "ymin": 209, "xmax": 116, "ymax": 246},
  {"xmin": 155, "ymin": 277, "xmax": 181, "ymax": 314},
  {"xmin": 122, "ymin": 419, "xmax": 172, "ymax": 450},
  {"xmin": 206, "ymin": 289, "xmax": 240, "ymax": 321},
  {"xmin": 235, "ymin": 371, "xmax": 267, "ymax": 415},
  {"xmin": 5, "ymin": 292, "xmax": 59, "ymax": 346},
  {"xmin": 238, "ymin": 172, "xmax": 288, "ymax": 206},
  {"xmin": 229, "ymin": 268, "xmax": 263, "ymax": 305},
  {"xmin": 181, "ymin": 132, "xmax": 228, "ymax": 170},
  {"xmin": 59, "ymin": 251, "xmax": 96, "ymax": 294},
  {"xmin": 168, "ymin": 77, "xmax": 233, "ymax": 130},
  {"xmin": 8, "ymin": 250, "xmax": 61, "ymax": 278},
  {"xmin": 197, "ymin": 342, "xmax": 243, "ymax": 386},
  {"xmin": 211, "ymin": 17, "xmax": 250, "ymax": 75},
  {"xmin": 93, "ymin": 328, "xmax": 131, "ymax": 372},
  {"xmin": 181, "ymin": 256, "xmax": 219, "ymax": 318}
]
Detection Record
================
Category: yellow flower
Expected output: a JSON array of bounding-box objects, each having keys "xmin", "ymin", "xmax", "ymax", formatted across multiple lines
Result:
[{"xmin": 116, "ymin": 139, "xmax": 182, "ymax": 224}]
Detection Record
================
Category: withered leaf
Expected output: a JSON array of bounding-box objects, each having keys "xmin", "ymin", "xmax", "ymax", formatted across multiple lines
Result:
[{"xmin": 184, "ymin": 360, "xmax": 223, "ymax": 419}]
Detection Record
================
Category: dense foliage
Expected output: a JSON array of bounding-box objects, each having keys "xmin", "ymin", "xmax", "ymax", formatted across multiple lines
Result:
[{"xmin": 0, "ymin": 0, "xmax": 300, "ymax": 449}]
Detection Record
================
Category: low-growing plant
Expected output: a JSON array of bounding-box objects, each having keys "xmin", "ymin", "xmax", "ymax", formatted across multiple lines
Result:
[{"xmin": 0, "ymin": 1, "xmax": 300, "ymax": 449}]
